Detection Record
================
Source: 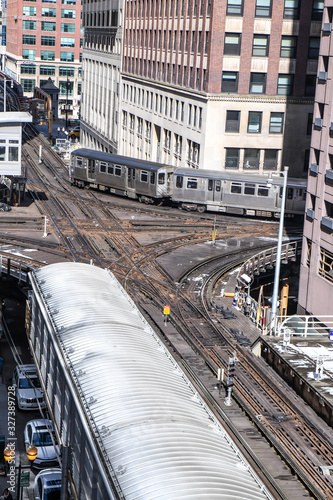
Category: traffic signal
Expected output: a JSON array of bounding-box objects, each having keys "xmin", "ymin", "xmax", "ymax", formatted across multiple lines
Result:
[{"xmin": 227, "ymin": 358, "xmax": 236, "ymax": 387}]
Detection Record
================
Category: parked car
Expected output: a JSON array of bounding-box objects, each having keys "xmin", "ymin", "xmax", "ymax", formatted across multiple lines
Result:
[
  {"xmin": 68, "ymin": 126, "xmax": 80, "ymax": 139},
  {"xmin": 34, "ymin": 468, "xmax": 62, "ymax": 500},
  {"xmin": 12, "ymin": 364, "xmax": 46, "ymax": 410},
  {"xmin": 24, "ymin": 419, "xmax": 60, "ymax": 469}
]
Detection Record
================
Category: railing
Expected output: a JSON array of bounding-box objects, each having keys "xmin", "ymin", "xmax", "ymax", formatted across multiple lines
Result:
[
  {"xmin": 278, "ymin": 315, "xmax": 333, "ymax": 338},
  {"xmin": 0, "ymin": 254, "xmax": 38, "ymax": 284}
]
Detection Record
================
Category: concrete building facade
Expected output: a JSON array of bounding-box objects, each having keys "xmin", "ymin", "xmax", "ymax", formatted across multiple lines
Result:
[
  {"xmin": 4, "ymin": 0, "xmax": 83, "ymax": 120},
  {"xmin": 81, "ymin": 0, "xmax": 323, "ymax": 177},
  {"xmin": 298, "ymin": 0, "xmax": 333, "ymax": 318}
]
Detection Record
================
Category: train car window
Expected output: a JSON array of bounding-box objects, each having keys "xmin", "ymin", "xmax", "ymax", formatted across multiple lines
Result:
[
  {"xmin": 287, "ymin": 187, "xmax": 293, "ymax": 199},
  {"xmin": 100, "ymin": 162, "xmax": 107, "ymax": 173},
  {"xmin": 187, "ymin": 178, "xmax": 198, "ymax": 189},
  {"xmin": 115, "ymin": 165, "xmax": 122, "ymax": 176},
  {"xmin": 208, "ymin": 179, "xmax": 213, "ymax": 191},
  {"xmin": 244, "ymin": 183, "xmax": 255, "ymax": 195},
  {"xmin": 141, "ymin": 170, "xmax": 148, "ymax": 182},
  {"xmin": 88, "ymin": 159, "xmax": 95, "ymax": 173},
  {"xmin": 215, "ymin": 180, "xmax": 221, "ymax": 192},
  {"xmin": 158, "ymin": 172, "xmax": 165, "ymax": 184},
  {"xmin": 176, "ymin": 175, "xmax": 183, "ymax": 188},
  {"xmin": 107, "ymin": 165, "xmax": 114, "ymax": 175},
  {"xmin": 231, "ymin": 182, "xmax": 242, "ymax": 194},
  {"xmin": 258, "ymin": 185, "xmax": 269, "ymax": 197},
  {"xmin": 76, "ymin": 157, "xmax": 83, "ymax": 167},
  {"xmin": 303, "ymin": 190, "xmax": 307, "ymax": 201},
  {"xmin": 150, "ymin": 172, "xmax": 155, "ymax": 184}
]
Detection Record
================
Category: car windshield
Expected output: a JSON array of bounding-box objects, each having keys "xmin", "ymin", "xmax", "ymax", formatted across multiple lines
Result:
[
  {"xmin": 19, "ymin": 377, "xmax": 41, "ymax": 389},
  {"xmin": 33, "ymin": 430, "xmax": 55, "ymax": 447},
  {"xmin": 44, "ymin": 488, "xmax": 61, "ymax": 500}
]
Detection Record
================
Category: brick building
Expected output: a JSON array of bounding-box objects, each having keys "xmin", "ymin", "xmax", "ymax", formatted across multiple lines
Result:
[
  {"xmin": 81, "ymin": 0, "xmax": 323, "ymax": 176},
  {"xmin": 298, "ymin": 0, "xmax": 333, "ymax": 319},
  {"xmin": 4, "ymin": 0, "xmax": 83, "ymax": 120}
]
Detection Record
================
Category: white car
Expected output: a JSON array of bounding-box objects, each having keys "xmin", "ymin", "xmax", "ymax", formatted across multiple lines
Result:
[
  {"xmin": 12, "ymin": 364, "xmax": 46, "ymax": 410},
  {"xmin": 34, "ymin": 468, "xmax": 62, "ymax": 500},
  {"xmin": 24, "ymin": 419, "xmax": 60, "ymax": 469}
]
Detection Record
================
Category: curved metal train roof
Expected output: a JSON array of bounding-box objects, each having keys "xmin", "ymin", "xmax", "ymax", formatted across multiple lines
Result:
[{"xmin": 32, "ymin": 262, "xmax": 271, "ymax": 500}]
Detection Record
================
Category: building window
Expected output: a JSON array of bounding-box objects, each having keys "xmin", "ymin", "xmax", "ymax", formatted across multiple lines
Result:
[
  {"xmin": 284, "ymin": 0, "xmax": 300, "ymax": 19},
  {"xmin": 252, "ymin": 35, "xmax": 269, "ymax": 57},
  {"xmin": 61, "ymin": 9, "xmax": 76, "ymax": 18},
  {"xmin": 269, "ymin": 112, "xmax": 284, "ymax": 133},
  {"xmin": 62, "ymin": 0, "xmax": 76, "ymax": 3},
  {"xmin": 280, "ymin": 36, "xmax": 297, "ymax": 58},
  {"xmin": 277, "ymin": 74, "xmax": 294, "ymax": 95},
  {"xmin": 60, "ymin": 51, "xmax": 74, "ymax": 62},
  {"xmin": 61, "ymin": 37, "xmax": 75, "ymax": 47},
  {"xmin": 59, "ymin": 67, "xmax": 74, "ymax": 76},
  {"xmin": 248, "ymin": 111, "xmax": 262, "ymax": 133},
  {"xmin": 226, "ymin": 0, "xmax": 243, "ymax": 16},
  {"xmin": 23, "ymin": 6, "xmax": 36, "ymax": 15},
  {"xmin": 41, "ymin": 36, "xmax": 56, "ymax": 46},
  {"xmin": 187, "ymin": 140, "xmax": 200, "ymax": 168},
  {"xmin": 312, "ymin": 1, "xmax": 324, "ymax": 21},
  {"xmin": 21, "ymin": 64, "xmax": 36, "ymax": 74},
  {"xmin": 226, "ymin": 110, "xmax": 240, "ymax": 132},
  {"xmin": 306, "ymin": 239, "xmax": 311, "ymax": 267},
  {"xmin": 59, "ymin": 80, "xmax": 73, "ymax": 96},
  {"xmin": 41, "ymin": 22, "xmax": 56, "ymax": 31},
  {"xmin": 255, "ymin": 0, "xmax": 272, "ymax": 17},
  {"xmin": 40, "ymin": 66, "xmax": 55, "ymax": 76},
  {"xmin": 222, "ymin": 72, "xmax": 238, "ymax": 92},
  {"xmin": 319, "ymin": 247, "xmax": 333, "ymax": 283},
  {"xmin": 305, "ymin": 75, "xmax": 316, "ymax": 97},
  {"xmin": 225, "ymin": 148, "xmax": 239, "ymax": 169},
  {"xmin": 249, "ymin": 73, "xmax": 266, "ymax": 94},
  {"xmin": 61, "ymin": 23, "xmax": 75, "ymax": 33},
  {"xmin": 22, "ymin": 34, "xmax": 36, "ymax": 45},
  {"xmin": 23, "ymin": 20, "xmax": 36, "ymax": 30},
  {"xmin": 308, "ymin": 37, "xmax": 320, "ymax": 59},
  {"xmin": 263, "ymin": 150, "xmax": 278, "ymax": 170},
  {"xmin": 224, "ymin": 33, "xmax": 241, "ymax": 55},
  {"xmin": 21, "ymin": 79, "xmax": 36, "ymax": 92},
  {"xmin": 42, "ymin": 7, "xmax": 56, "ymax": 16},
  {"xmin": 41, "ymin": 50, "xmax": 55, "ymax": 61},
  {"xmin": 307, "ymin": 113, "xmax": 313, "ymax": 135},
  {"xmin": 244, "ymin": 149, "xmax": 260, "ymax": 169},
  {"xmin": 22, "ymin": 49, "xmax": 36, "ymax": 60}
]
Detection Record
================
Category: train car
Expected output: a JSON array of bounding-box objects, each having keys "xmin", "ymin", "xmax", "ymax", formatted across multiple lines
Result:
[
  {"xmin": 70, "ymin": 148, "xmax": 174, "ymax": 204},
  {"xmin": 172, "ymin": 168, "xmax": 307, "ymax": 217},
  {"xmin": 27, "ymin": 262, "xmax": 274, "ymax": 500}
]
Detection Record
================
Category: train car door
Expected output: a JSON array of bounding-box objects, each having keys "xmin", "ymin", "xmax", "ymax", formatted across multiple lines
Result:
[
  {"xmin": 207, "ymin": 179, "xmax": 223, "ymax": 202},
  {"xmin": 87, "ymin": 159, "xmax": 96, "ymax": 180},
  {"xmin": 127, "ymin": 167, "xmax": 135, "ymax": 189}
]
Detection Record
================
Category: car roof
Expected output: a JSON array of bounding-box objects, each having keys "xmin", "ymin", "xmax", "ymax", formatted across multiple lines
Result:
[
  {"xmin": 26, "ymin": 419, "xmax": 53, "ymax": 430},
  {"xmin": 16, "ymin": 364, "xmax": 38, "ymax": 375}
]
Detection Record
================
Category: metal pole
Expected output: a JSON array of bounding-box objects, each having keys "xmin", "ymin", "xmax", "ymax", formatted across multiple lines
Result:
[
  {"xmin": 3, "ymin": 78, "xmax": 6, "ymax": 113},
  {"xmin": 271, "ymin": 166, "xmax": 289, "ymax": 334}
]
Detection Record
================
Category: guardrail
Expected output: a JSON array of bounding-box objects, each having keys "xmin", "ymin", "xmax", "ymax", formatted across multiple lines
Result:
[{"xmin": 0, "ymin": 254, "xmax": 38, "ymax": 284}]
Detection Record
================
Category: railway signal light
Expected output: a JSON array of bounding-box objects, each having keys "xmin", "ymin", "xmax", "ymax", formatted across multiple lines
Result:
[{"xmin": 227, "ymin": 357, "xmax": 237, "ymax": 387}]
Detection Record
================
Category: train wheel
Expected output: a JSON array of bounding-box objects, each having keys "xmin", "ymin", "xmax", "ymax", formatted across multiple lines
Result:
[{"xmin": 197, "ymin": 205, "xmax": 206, "ymax": 213}]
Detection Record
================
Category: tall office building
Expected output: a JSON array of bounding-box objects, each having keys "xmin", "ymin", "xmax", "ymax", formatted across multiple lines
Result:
[
  {"xmin": 81, "ymin": 0, "xmax": 323, "ymax": 176},
  {"xmin": 298, "ymin": 1, "xmax": 333, "ymax": 319},
  {"xmin": 5, "ymin": 0, "xmax": 83, "ymax": 120}
]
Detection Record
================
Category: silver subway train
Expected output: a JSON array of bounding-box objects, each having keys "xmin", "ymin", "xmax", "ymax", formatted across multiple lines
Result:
[{"xmin": 70, "ymin": 148, "xmax": 307, "ymax": 217}]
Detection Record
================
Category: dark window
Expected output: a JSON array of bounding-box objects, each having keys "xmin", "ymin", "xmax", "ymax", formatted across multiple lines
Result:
[
  {"xmin": 226, "ymin": 0, "xmax": 243, "ymax": 15},
  {"xmin": 107, "ymin": 165, "xmax": 114, "ymax": 174},
  {"xmin": 244, "ymin": 183, "xmax": 255, "ymax": 195},
  {"xmin": 255, "ymin": 0, "xmax": 272, "ymax": 17},
  {"xmin": 252, "ymin": 35, "xmax": 269, "ymax": 57},
  {"xmin": 225, "ymin": 110, "xmax": 240, "ymax": 132},
  {"xmin": 222, "ymin": 72, "xmax": 238, "ymax": 92},
  {"xmin": 307, "ymin": 114, "xmax": 313, "ymax": 136},
  {"xmin": 258, "ymin": 185, "xmax": 269, "ymax": 196},
  {"xmin": 225, "ymin": 148, "xmax": 240, "ymax": 169},
  {"xmin": 263, "ymin": 150, "xmax": 278, "ymax": 170},
  {"xmin": 141, "ymin": 171, "xmax": 148, "ymax": 182},
  {"xmin": 248, "ymin": 111, "xmax": 262, "ymax": 133},
  {"xmin": 244, "ymin": 149, "xmax": 260, "ymax": 169},
  {"xmin": 208, "ymin": 179, "xmax": 213, "ymax": 191},
  {"xmin": 308, "ymin": 37, "xmax": 320, "ymax": 59},
  {"xmin": 100, "ymin": 162, "xmax": 106, "ymax": 173},
  {"xmin": 224, "ymin": 33, "xmax": 241, "ymax": 55},
  {"xmin": 158, "ymin": 173, "xmax": 165, "ymax": 184},
  {"xmin": 115, "ymin": 166, "xmax": 122, "ymax": 176},
  {"xmin": 312, "ymin": 1, "xmax": 324, "ymax": 21},
  {"xmin": 176, "ymin": 175, "xmax": 183, "ymax": 188},
  {"xmin": 231, "ymin": 182, "xmax": 242, "ymax": 193},
  {"xmin": 250, "ymin": 73, "xmax": 266, "ymax": 94},
  {"xmin": 287, "ymin": 187, "xmax": 294, "ymax": 199},
  {"xmin": 269, "ymin": 113, "xmax": 284, "ymax": 133},
  {"xmin": 284, "ymin": 0, "xmax": 300, "ymax": 19},
  {"xmin": 187, "ymin": 178, "xmax": 198, "ymax": 189},
  {"xmin": 150, "ymin": 172, "xmax": 155, "ymax": 184},
  {"xmin": 280, "ymin": 36, "xmax": 297, "ymax": 58},
  {"xmin": 277, "ymin": 74, "xmax": 293, "ymax": 95},
  {"xmin": 305, "ymin": 75, "xmax": 316, "ymax": 97},
  {"xmin": 215, "ymin": 181, "xmax": 221, "ymax": 192}
]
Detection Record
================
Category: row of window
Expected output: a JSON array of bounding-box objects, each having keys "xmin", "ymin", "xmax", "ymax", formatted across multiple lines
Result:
[
  {"xmin": 224, "ymin": 33, "xmax": 320, "ymax": 60},
  {"xmin": 126, "ymin": 29, "xmax": 209, "ymax": 55},
  {"xmin": 226, "ymin": 0, "xmax": 323, "ymax": 21},
  {"xmin": 23, "ymin": 7, "xmax": 77, "ymax": 18},
  {"xmin": 125, "ymin": 0, "xmax": 323, "ymax": 22},
  {"xmin": 20, "ymin": 78, "xmax": 81, "ymax": 94},
  {"xmin": 226, "ymin": 110, "xmax": 284, "ymax": 134},
  {"xmin": 23, "ymin": 21, "xmax": 77, "ymax": 32},
  {"xmin": 24, "ymin": 0, "xmax": 76, "ymax": 3},
  {"xmin": 23, "ymin": 35, "xmax": 82, "ymax": 48},
  {"xmin": 225, "ymin": 148, "xmax": 278, "ymax": 170},
  {"xmin": 176, "ymin": 176, "xmax": 270, "ymax": 197},
  {"xmin": 22, "ymin": 50, "xmax": 79, "ymax": 62},
  {"xmin": 222, "ymin": 72, "xmax": 316, "ymax": 97},
  {"xmin": 0, "ymin": 140, "xmax": 19, "ymax": 163},
  {"xmin": 21, "ymin": 64, "xmax": 81, "ymax": 77}
]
